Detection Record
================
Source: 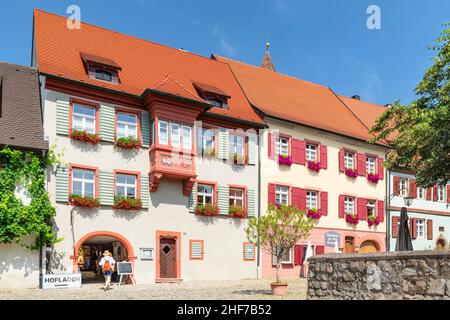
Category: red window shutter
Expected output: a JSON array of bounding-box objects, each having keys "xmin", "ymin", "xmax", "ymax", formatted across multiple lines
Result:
[
  {"xmin": 291, "ymin": 139, "xmax": 300, "ymax": 164},
  {"xmin": 291, "ymin": 187, "xmax": 301, "ymax": 208},
  {"xmin": 377, "ymin": 201, "xmax": 385, "ymax": 222},
  {"xmin": 426, "ymin": 187, "xmax": 432, "ymax": 201},
  {"xmin": 339, "ymin": 195, "xmax": 345, "ymax": 218},
  {"xmin": 320, "ymin": 144, "xmax": 328, "ymax": 169},
  {"xmin": 299, "ymin": 188, "xmax": 307, "ymax": 211},
  {"xmin": 357, "ymin": 154, "xmax": 366, "ymax": 176},
  {"xmin": 393, "ymin": 176, "xmax": 400, "ymax": 196},
  {"xmin": 447, "ymin": 185, "xmax": 450, "ymax": 204},
  {"xmin": 411, "ymin": 218, "xmax": 417, "ymax": 239},
  {"xmin": 377, "ymin": 158, "xmax": 384, "ymax": 180},
  {"xmin": 268, "ymin": 183, "xmax": 276, "ymax": 205},
  {"xmin": 409, "ymin": 179, "xmax": 417, "ymax": 198},
  {"xmin": 392, "ymin": 216, "xmax": 399, "ymax": 238},
  {"xmin": 339, "ymin": 150, "xmax": 345, "ymax": 172},
  {"xmin": 268, "ymin": 133, "xmax": 274, "ymax": 159},
  {"xmin": 298, "ymin": 140, "xmax": 306, "ymax": 165},
  {"xmin": 357, "ymin": 198, "xmax": 368, "ymax": 220},
  {"xmin": 294, "ymin": 245, "xmax": 304, "ymax": 265},
  {"xmin": 315, "ymin": 245, "xmax": 325, "ymax": 255},
  {"xmin": 320, "ymin": 192, "xmax": 328, "ymax": 216},
  {"xmin": 433, "ymin": 184, "xmax": 438, "ymax": 201},
  {"xmin": 427, "ymin": 220, "xmax": 433, "ymax": 240}
]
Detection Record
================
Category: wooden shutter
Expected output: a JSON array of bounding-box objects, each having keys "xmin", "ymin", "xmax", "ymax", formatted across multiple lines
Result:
[
  {"xmin": 377, "ymin": 158, "xmax": 384, "ymax": 180},
  {"xmin": 315, "ymin": 246, "xmax": 325, "ymax": 255},
  {"xmin": 243, "ymin": 243, "xmax": 255, "ymax": 261},
  {"xmin": 392, "ymin": 216, "xmax": 400, "ymax": 238},
  {"xmin": 339, "ymin": 149, "xmax": 345, "ymax": 172},
  {"xmin": 190, "ymin": 240, "xmax": 204, "ymax": 260},
  {"xmin": 447, "ymin": 185, "xmax": 450, "ymax": 203},
  {"xmin": 56, "ymin": 99, "xmax": 70, "ymax": 136},
  {"xmin": 298, "ymin": 140, "xmax": 306, "ymax": 165},
  {"xmin": 320, "ymin": 192, "xmax": 328, "ymax": 216},
  {"xmin": 339, "ymin": 195, "xmax": 345, "ymax": 218},
  {"xmin": 320, "ymin": 144, "xmax": 328, "ymax": 169},
  {"xmin": 217, "ymin": 185, "xmax": 229, "ymax": 215},
  {"xmin": 427, "ymin": 220, "xmax": 433, "ymax": 240},
  {"xmin": 291, "ymin": 187, "xmax": 301, "ymax": 208},
  {"xmin": 268, "ymin": 183, "xmax": 276, "ymax": 206},
  {"xmin": 267, "ymin": 132, "xmax": 275, "ymax": 159},
  {"xmin": 140, "ymin": 174, "xmax": 149, "ymax": 209},
  {"xmin": 188, "ymin": 183, "xmax": 197, "ymax": 213},
  {"xmin": 99, "ymin": 171, "xmax": 114, "ymax": 206},
  {"xmin": 247, "ymin": 133, "xmax": 257, "ymax": 165},
  {"xmin": 294, "ymin": 245, "xmax": 304, "ymax": 266},
  {"xmin": 291, "ymin": 139, "xmax": 300, "ymax": 164},
  {"xmin": 426, "ymin": 187, "xmax": 432, "ymax": 201},
  {"xmin": 299, "ymin": 188, "xmax": 307, "ymax": 211},
  {"xmin": 433, "ymin": 184, "xmax": 438, "ymax": 201},
  {"xmin": 357, "ymin": 198, "xmax": 367, "ymax": 220},
  {"xmin": 393, "ymin": 176, "xmax": 400, "ymax": 195},
  {"xmin": 99, "ymin": 104, "xmax": 115, "ymax": 142},
  {"xmin": 218, "ymin": 128, "xmax": 229, "ymax": 160},
  {"xmin": 410, "ymin": 218, "xmax": 417, "ymax": 239},
  {"xmin": 409, "ymin": 179, "xmax": 417, "ymax": 198},
  {"xmin": 247, "ymin": 189, "xmax": 256, "ymax": 218},
  {"xmin": 141, "ymin": 110, "xmax": 151, "ymax": 148},
  {"xmin": 357, "ymin": 154, "xmax": 366, "ymax": 176},
  {"xmin": 55, "ymin": 165, "xmax": 69, "ymax": 203},
  {"xmin": 377, "ymin": 201, "xmax": 385, "ymax": 222}
]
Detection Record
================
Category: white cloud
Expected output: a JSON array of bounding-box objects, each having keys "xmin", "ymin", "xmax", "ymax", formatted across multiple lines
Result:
[
  {"xmin": 212, "ymin": 26, "xmax": 238, "ymax": 57},
  {"xmin": 346, "ymin": 55, "xmax": 383, "ymax": 103}
]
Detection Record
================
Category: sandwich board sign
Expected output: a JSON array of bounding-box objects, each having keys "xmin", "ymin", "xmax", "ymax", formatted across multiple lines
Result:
[
  {"xmin": 42, "ymin": 273, "xmax": 82, "ymax": 290},
  {"xmin": 117, "ymin": 262, "xmax": 135, "ymax": 286}
]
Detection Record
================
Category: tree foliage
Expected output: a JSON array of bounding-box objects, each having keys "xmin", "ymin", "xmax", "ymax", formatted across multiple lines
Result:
[{"xmin": 370, "ymin": 23, "xmax": 450, "ymax": 187}]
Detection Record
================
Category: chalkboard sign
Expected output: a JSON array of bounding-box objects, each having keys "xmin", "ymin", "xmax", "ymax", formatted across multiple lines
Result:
[{"xmin": 117, "ymin": 262, "xmax": 133, "ymax": 275}]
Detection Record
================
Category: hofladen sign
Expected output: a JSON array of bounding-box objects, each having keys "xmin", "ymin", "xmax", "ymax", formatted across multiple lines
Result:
[{"xmin": 42, "ymin": 273, "xmax": 82, "ymax": 290}]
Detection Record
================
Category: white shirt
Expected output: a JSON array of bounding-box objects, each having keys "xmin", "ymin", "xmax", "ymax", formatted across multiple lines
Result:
[{"xmin": 99, "ymin": 256, "xmax": 116, "ymax": 269}]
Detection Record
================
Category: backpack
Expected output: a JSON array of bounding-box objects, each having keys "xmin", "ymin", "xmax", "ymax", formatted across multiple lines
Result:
[{"xmin": 103, "ymin": 258, "xmax": 111, "ymax": 272}]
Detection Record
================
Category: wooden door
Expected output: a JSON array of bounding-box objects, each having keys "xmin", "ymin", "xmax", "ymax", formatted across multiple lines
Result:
[
  {"xmin": 160, "ymin": 238, "xmax": 177, "ymax": 278},
  {"xmin": 359, "ymin": 240, "xmax": 378, "ymax": 254},
  {"xmin": 344, "ymin": 236, "xmax": 355, "ymax": 254}
]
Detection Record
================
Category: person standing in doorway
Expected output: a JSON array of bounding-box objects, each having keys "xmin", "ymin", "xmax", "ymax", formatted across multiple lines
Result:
[{"xmin": 99, "ymin": 250, "xmax": 116, "ymax": 291}]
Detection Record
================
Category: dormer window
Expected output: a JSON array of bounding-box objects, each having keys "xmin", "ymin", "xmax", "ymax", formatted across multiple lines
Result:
[
  {"xmin": 95, "ymin": 69, "xmax": 112, "ymax": 82},
  {"xmin": 193, "ymin": 82, "xmax": 230, "ymax": 109},
  {"xmin": 206, "ymin": 96, "xmax": 227, "ymax": 108},
  {"xmin": 80, "ymin": 52, "xmax": 121, "ymax": 85}
]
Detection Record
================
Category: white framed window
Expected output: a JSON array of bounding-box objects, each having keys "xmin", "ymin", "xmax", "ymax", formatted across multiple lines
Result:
[
  {"xmin": 417, "ymin": 219, "xmax": 425, "ymax": 240},
  {"xmin": 72, "ymin": 104, "xmax": 96, "ymax": 133},
  {"xmin": 158, "ymin": 120, "xmax": 192, "ymax": 150},
  {"xmin": 367, "ymin": 200, "xmax": 376, "ymax": 217},
  {"xmin": 72, "ymin": 168, "xmax": 95, "ymax": 198},
  {"xmin": 158, "ymin": 120, "xmax": 169, "ymax": 145},
  {"xmin": 344, "ymin": 197, "xmax": 355, "ymax": 214},
  {"xmin": 275, "ymin": 186, "xmax": 289, "ymax": 205},
  {"xmin": 366, "ymin": 157, "xmax": 376, "ymax": 174},
  {"xmin": 116, "ymin": 174, "xmax": 137, "ymax": 198},
  {"xmin": 197, "ymin": 184, "xmax": 214, "ymax": 206},
  {"xmin": 306, "ymin": 191, "xmax": 318, "ymax": 210},
  {"xmin": 344, "ymin": 152, "xmax": 354, "ymax": 169},
  {"xmin": 182, "ymin": 125, "xmax": 192, "ymax": 150},
  {"xmin": 170, "ymin": 123, "xmax": 181, "ymax": 148},
  {"xmin": 230, "ymin": 134, "xmax": 245, "ymax": 157},
  {"xmin": 95, "ymin": 69, "xmax": 112, "ymax": 82},
  {"xmin": 276, "ymin": 137, "xmax": 289, "ymax": 157},
  {"xmin": 438, "ymin": 185, "xmax": 445, "ymax": 202},
  {"xmin": 417, "ymin": 187, "xmax": 425, "ymax": 200},
  {"xmin": 306, "ymin": 144, "xmax": 317, "ymax": 162},
  {"xmin": 399, "ymin": 178, "xmax": 408, "ymax": 197},
  {"xmin": 198, "ymin": 128, "xmax": 215, "ymax": 156},
  {"xmin": 229, "ymin": 188, "xmax": 244, "ymax": 207},
  {"xmin": 281, "ymin": 247, "xmax": 292, "ymax": 264},
  {"xmin": 117, "ymin": 113, "xmax": 138, "ymax": 139}
]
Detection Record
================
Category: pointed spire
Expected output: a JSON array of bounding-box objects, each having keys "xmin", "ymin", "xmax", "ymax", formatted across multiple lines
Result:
[{"xmin": 261, "ymin": 38, "xmax": 276, "ymax": 72}]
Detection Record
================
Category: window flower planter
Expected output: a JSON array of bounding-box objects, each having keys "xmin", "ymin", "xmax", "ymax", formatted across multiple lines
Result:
[
  {"xmin": 115, "ymin": 136, "xmax": 142, "ymax": 150},
  {"xmin": 113, "ymin": 196, "xmax": 142, "ymax": 210},
  {"xmin": 345, "ymin": 213, "xmax": 359, "ymax": 225},
  {"xmin": 307, "ymin": 161, "xmax": 321, "ymax": 172},
  {"xmin": 367, "ymin": 173, "xmax": 380, "ymax": 184},
  {"xmin": 344, "ymin": 168, "xmax": 358, "ymax": 178},
  {"xmin": 201, "ymin": 148, "xmax": 216, "ymax": 158},
  {"xmin": 367, "ymin": 215, "xmax": 381, "ymax": 226},
  {"xmin": 278, "ymin": 154, "xmax": 293, "ymax": 166},
  {"xmin": 306, "ymin": 208, "xmax": 322, "ymax": 220},
  {"xmin": 70, "ymin": 130, "xmax": 100, "ymax": 144},
  {"xmin": 228, "ymin": 205, "xmax": 247, "ymax": 219},
  {"xmin": 195, "ymin": 204, "xmax": 219, "ymax": 217},
  {"xmin": 69, "ymin": 194, "xmax": 100, "ymax": 208}
]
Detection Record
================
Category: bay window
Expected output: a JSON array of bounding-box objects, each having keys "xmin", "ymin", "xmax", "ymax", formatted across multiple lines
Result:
[
  {"xmin": 157, "ymin": 120, "xmax": 192, "ymax": 150},
  {"xmin": 170, "ymin": 123, "xmax": 181, "ymax": 148},
  {"xmin": 182, "ymin": 125, "xmax": 192, "ymax": 150},
  {"xmin": 72, "ymin": 168, "xmax": 95, "ymax": 198},
  {"xmin": 158, "ymin": 120, "xmax": 169, "ymax": 145},
  {"xmin": 73, "ymin": 104, "xmax": 96, "ymax": 133}
]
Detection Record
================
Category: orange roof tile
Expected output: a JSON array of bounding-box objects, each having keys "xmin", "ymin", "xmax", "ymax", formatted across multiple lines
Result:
[
  {"xmin": 33, "ymin": 10, "xmax": 264, "ymax": 126},
  {"xmin": 337, "ymin": 95, "xmax": 387, "ymax": 130}
]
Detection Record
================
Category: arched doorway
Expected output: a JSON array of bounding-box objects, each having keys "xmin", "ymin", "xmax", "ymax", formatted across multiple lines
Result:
[
  {"xmin": 344, "ymin": 236, "xmax": 355, "ymax": 254},
  {"xmin": 359, "ymin": 240, "xmax": 379, "ymax": 254},
  {"xmin": 436, "ymin": 237, "xmax": 448, "ymax": 251}
]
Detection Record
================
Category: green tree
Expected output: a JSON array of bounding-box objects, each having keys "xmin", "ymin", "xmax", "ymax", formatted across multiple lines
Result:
[
  {"xmin": 245, "ymin": 204, "xmax": 314, "ymax": 284},
  {"xmin": 370, "ymin": 23, "xmax": 450, "ymax": 187}
]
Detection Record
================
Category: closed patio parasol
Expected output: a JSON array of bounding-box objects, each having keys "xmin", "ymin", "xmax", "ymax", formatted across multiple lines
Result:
[{"xmin": 395, "ymin": 207, "xmax": 413, "ymax": 251}]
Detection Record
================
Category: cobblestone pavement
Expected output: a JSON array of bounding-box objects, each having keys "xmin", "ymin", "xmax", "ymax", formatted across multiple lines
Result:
[{"xmin": 0, "ymin": 278, "xmax": 307, "ymax": 300}]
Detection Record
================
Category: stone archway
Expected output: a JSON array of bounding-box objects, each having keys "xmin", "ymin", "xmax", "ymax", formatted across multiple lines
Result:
[
  {"xmin": 359, "ymin": 240, "xmax": 380, "ymax": 254},
  {"xmin": 436, "ymin": 236, "xmax": 448, "ymax": 251}
]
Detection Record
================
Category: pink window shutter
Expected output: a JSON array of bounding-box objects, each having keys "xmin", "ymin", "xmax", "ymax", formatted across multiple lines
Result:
[
  {"xmin": 320, "ymin": 144, "xmax": 328, "ymax": 169},
  {"xmin": 298, "ymin": 140, "xmax": 306, "ymax": 165},
  {"xmin": 320, "ymin": 192, "xmax": 328, "ymax": 216},
  {"xmin": 427, "ymin": 220, "xmax": 433, "ymax": 240},
  {"xmin": 377, "ymin": 201, "xmax": 385, "ymax": 222},
  {"xmin": 357, "ymin": 198, "xmax": 367, "ymax": 220},
  {"xmin": 268, "ymin": 183, "xmax": 276, "ymax": 205},
  {"xmin": 433, "ymin": 185, "xmax": 438, "ymax": 201},
  {"xmin": 291, "ymin": 139, "xmax": 300, "ymax": 164},
  {"xmin": 291, "ymin": 187, "xmax": 301, "ymax": 208},
  {"xmin": 339, "ymin": 195, "xmax": 345, "ymax": 218},
  {"xmin": 357, "ymin": 154, "xmax": 366, "ymax": 176},
  {"xmin": 339, "ymin": 150, "xmax": 345, "ymax": 172},
  {"xmin": 299, "ymin": 188, "xmax": 307, "ymax": 211},
  {"xmin": 377, "ymin": 158, "xmax": 384, "ymax": 180}
]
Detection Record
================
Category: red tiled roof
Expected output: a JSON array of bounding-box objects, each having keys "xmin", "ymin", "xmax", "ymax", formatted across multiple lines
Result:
[
  {"xmin": 80, "ymin": 52, "xmax": 122, "ymax": 70},
  {"xmin": 337, "ymin": 95, "xmax": 387, "ymax": 130},
  {"xmin": 33, "ymin": 10, "xmax": 264, "ymax": 126}
]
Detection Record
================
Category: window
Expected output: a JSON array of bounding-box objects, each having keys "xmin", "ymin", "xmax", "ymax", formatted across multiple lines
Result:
[
  {"xmin": 72, "ymin": 104, "xmax": 96, "ymax": 133},
  {"xmin": 158, "ymin": 120, "xmax": 169, "ymax": 145},
  {"xmin": 417, "ymin": 219, "xmax": 425, "ymax": 240},
  {"xmin": 366, "ymin": 157, "xmax": 376, "ymax": 174},
  {"xmin": 367, "ymin": 200, "xmax": 376, "ymax": 217},
  {"xmin": 170, "ymin": 123, "xmax": 181, "ymax": 148},
  {"xmin": 438, "ymin": 185, "xmax": 445, "ymax": 202},
  {"xmin": 116, "ymin": 174, "xmax": 137, "ymax": 198},
  {"xmin": 197, "ymin": 184, "xmax": 214, "ymax": 206},
  {"xmin": 306, "ymin": 191, "xmax": 318, "ymax": 210},
  {"xmin": 230, "ymin": 134, "xmax": 245, "ymax": 157},
  {"xmin": 95, "ymin": 69, "xmax": 112, "ymax": 82},
  {"xmin": 275, "ymin": 186, "xmax": 289, "ymax": 205},
  {"xmin": 281, "ymin": 247, "xmax": 292, "ymax": 264},
  {"xmin": 158, "ymin": 120, "xmax": 192, "ymax": 150},
  {"xmin": 344, "ymin": 152, "xmax": 355, "ymax": 169},
  {"xmin": 197, "ymin": 128, "xmax": 215, "ymax": 157},
  {"xmin": 229, "ymin": 188, "xmax": 244, "ymax": 207},
  {"xmin": 190, "ymin": 240, "xmax": 204, "ymax": 260},
  {"xmin": 344, "ymin": 197, "xmax": 355, "ymax": 214},
  {"xmin": 206, "ymin": 97, "xmax": 227, "ymax": 109},
  {"xmin": 182, "ymin": 125, "xmax": 192, "ymax": 150},
  {"xmin": 276, "ymin": 137, "xmax": 289, "ymax": 157},
  {"xmin": 306, "ymin": 144, "xmax": 318, "ymax": 161},
  {"xmin": 72, "ymin": 168, "xmax": 95, "ymax": 198},
  {"xmin": 417, "ymin": 187, "xmax": 425, "ymax": 200},
  {"xmin": 399, "ymin": 178, "xmax": 408, "ymax": 197},
  {"xmin": 117, "ymin": 113, "xmax": 138, "ymax": 139}
]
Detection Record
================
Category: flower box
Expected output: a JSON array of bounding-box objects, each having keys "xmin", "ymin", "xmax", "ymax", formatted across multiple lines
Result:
[
  {"xmin": 228, "ymin": 205, "xmax": 247, "ymax": 219},
  {"xmin": 367, "ymin": 215, "xmax": 381, "ymax": 226},
  {"xmin": 115, "ymin": 136, "xmax": 142, "ymax": 150},
  {"xmin": 201, "ymin": 148, "xmax": 216, "ymax": 158},
  {"xmin": 70, "ymin": 130, "xmax": 100, "ymax": 144},
  {"xmin": 306, "ymin": 208, "xmax": 322, "ymax": 220},
  {"xmin": 307, "ymin": 161, "xmax": 321, "ymax": 172},
  {"xmin": 345, "ymin": 213, "xmax": 359, "ymax": 225},
  {"xmin": 232, "ymin": 153, "xmax": 247, "ymax": 165},
  {"xmin": 278, "ymin": 154, "xmax": 293, "ymax": 166},
  {"xmin": 69, "ymin": 194, "xmax": 100, "ymax": 208},
  {"xmin": 344, "ymin": 168, "xmax": 358, "ymax": 178},
  {"xmin": 113, "ymin": 196, "xmax": 142, "ymax": 210},
  {"xmin": 367, "ymin": 173, "xmax": 380, "ymax": 184},
  {"xmin": 195, "ymin": 204, "xmax": 219, "ymax": 217}
]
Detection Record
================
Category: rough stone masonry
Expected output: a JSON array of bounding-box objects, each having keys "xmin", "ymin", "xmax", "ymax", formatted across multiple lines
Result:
[{"xmin": 307, "ymin": 251, "xmax": 450, "ymax": 300}]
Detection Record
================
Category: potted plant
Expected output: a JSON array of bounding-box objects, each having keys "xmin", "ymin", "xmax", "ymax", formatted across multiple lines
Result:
[
  {"xmin": 229, "ymin": 205, "xmax": 247, "ymax": 219},
  {"xmin": 245, "ymin": 204, "xmax": 314, "ymax": 296},
  {"xmin": 69, "ymin": 194, "xmax": 100, "ymax": 208},
  {"xmin": 113, "ymin": 196, "xmax": 142, "ymax": 210},
  {"xmin": 278, "ymin": 154, "xmax": 293, "ymax": 166},
  {"xmin": 195, "ymin": 204, "xmax": 219, "ymax": 217},
  {"xmin": 344, "ymin": 167, "xmax": 358, "ymax": 178},
  {"xmin": 306, "ymin": 208, "xmax": 322, "ymax": 220},
  {"xmin": 69, "ymin": 129, "xmax": 101, "ymax": 144},
  {"xmin": 367, "ymin": 215, "xmax": 381, "ymax": 226},
  {"xmin": 367, "ymin": 173, "xmax": 380, "ymax": 184},
  {"xmin": 307, "ymin": 160, "xmax": 321, "ymax": 172},
  {"xmin": 345, "ymin": 213, "xmax": 359, "ymax": 225},
  {"xmin": 115, "ymin": 136, "xmax": 142, "ymax": 150}
]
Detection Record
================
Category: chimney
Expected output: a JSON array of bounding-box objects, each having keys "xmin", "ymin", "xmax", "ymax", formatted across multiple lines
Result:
[
  {"xmin": 385, "ymin": 104, "xmax": 392, "ymax": 108},
  {"xmin": 351, "ymin": 95, "xmax": 360, "ymax": 100}
]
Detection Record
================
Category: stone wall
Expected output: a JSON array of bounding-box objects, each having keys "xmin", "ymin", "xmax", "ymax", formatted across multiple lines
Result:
[{"xmin": 307, "ymin": 251, "xmax": 450, "ymax": 300}]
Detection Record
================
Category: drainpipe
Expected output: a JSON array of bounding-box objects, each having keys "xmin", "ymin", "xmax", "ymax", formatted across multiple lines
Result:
[
  {"xmin": 256, "ymin": 128, "xmax": 262, "ymax": 280},
  {"xmin": 386, "ymin": 168, "xmax": 391, "ymax": 252}
]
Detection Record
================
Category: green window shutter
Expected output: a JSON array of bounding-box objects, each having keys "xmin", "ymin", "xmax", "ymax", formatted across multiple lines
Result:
[
  {"xmin": 217, "ymin": 185, "xmax": 229, "ymax": 216},
  {"xmin": 218, "ymin": 128, "xmax": 229, "ymax": 161},
  {"xmin": 56, "ymin": 99, "xmax": 70, "ymax": 136},
  {"xmin": 247, "ymin": 189, "xmax": 256, "ymax": 218},
  {"xmin": 141, "ymin": 111, "xmax": 151, "ymax": 148},
  {"xmin": 188, "ymin": 183, "xmax": 197, "ymax": 213},
  {"xmin": 55, "ymin": 165, "xmax": 69, "ymax": 203},
  {"xmin": 244, "ymin": 243, "xmax": 255, "ymax": 260},
  {"xmin": 140, "ymin": 174, "xmax": 149, "ymax": 209},
  {"xmin": 247, "ymin": 133, "xmax": 257, "ymax": 165},
  {"xmin": 99, "ymin": 104, "xmax": 115, "ymax": 143},
  {"xmin": 190, "ymin": 241, "xmax": 203, "ymax": 259},
  {"xmin": 99, "ymin": 171, "xmax": 114, "ymax": 206}
]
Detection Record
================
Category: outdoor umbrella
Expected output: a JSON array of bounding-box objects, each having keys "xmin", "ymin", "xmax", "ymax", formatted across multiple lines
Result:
[
  {"xmin": 395, "ymin": 207, "xmax": 414, "ymax": 251},
  {"xmin": 334, "ymin": 239, "xmax": 340, "ymax": 253},
  {"xmin": 304, "ymin": 241, "xmax": 313, "ymax": 262}
]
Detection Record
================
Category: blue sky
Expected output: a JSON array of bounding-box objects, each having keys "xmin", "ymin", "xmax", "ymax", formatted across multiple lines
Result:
[{"xmin": 0, "ymin": 0, "xmax": 448, "ymax": 105}]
